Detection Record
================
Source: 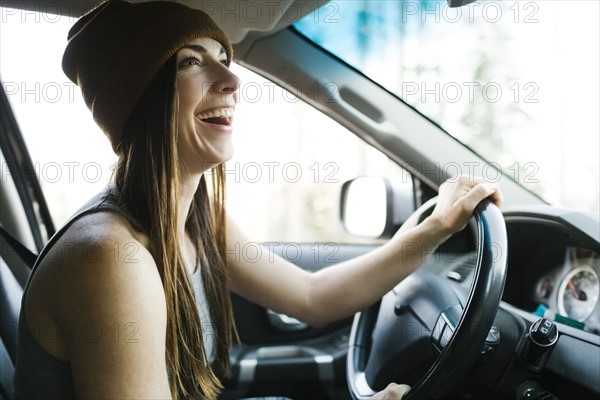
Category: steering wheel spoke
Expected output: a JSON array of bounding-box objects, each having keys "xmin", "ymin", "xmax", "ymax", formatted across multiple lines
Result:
[{"xmin": 432, "ymin": 303, "xmax": 463, "ymax": 352}]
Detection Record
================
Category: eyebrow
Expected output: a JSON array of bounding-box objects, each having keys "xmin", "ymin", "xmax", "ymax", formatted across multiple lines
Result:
[{"xmin": 181, "ymin": 44, "xmax": 226, "ymax": 56}]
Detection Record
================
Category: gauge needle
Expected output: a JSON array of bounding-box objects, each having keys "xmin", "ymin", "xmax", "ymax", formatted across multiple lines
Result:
[{"xmin": 567, "ymin": 280, "xmax": 580, "ymax": 299}]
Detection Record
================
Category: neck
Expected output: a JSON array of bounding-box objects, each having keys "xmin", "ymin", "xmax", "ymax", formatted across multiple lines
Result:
[{"xmin": 178, "ymin": 171, "xmax": 202, "ymax": 235}]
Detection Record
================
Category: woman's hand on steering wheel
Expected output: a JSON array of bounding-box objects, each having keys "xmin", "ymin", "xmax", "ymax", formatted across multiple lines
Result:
[
  {"xmin": 429, "ymin": 176, "xmax": 503, "ymax": 236},
  {"xmin": 371, "ymin": 383, "xmax": 411, "ymax": 399}
]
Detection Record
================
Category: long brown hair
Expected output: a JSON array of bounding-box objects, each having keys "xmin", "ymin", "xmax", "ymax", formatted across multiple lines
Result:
[{"xmin": 114, "ymin": 56, "xmax": 237, "ymax": 399}]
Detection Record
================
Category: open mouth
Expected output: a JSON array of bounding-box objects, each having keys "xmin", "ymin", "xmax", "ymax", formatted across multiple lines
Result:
[
  {"xmin": 196, "ymin": 108, "xmax": 234, "ymax": 126},
  {"xmin": 202, "ymin": 117, "xmax": 230, "ymax": 125}
]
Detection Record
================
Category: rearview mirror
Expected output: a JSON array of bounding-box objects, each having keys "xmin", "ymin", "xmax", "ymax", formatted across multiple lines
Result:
[
  {"xmin": 340, "ymin": 177, "xmax": 415, "ymax": 238},
  {"xmin": 447, "ymin": 0, "xmax": 478, "ymax": 7}
]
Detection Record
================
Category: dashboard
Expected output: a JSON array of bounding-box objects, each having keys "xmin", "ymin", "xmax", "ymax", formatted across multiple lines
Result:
[{"xmin": 502, "ymin": 207, "xmax": 600, "ymax": 336}]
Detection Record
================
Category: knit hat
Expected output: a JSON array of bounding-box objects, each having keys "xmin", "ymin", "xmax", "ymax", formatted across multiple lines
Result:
[{"xmin": 62, "ymin": 0, "xmax": 233, "ymax": 151}]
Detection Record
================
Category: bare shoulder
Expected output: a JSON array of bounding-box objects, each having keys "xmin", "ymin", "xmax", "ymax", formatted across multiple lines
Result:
[
  {"xmin": 52, "ymin": 210, "xmax": 163, "ymax": 315},
  {"xmin": 54, "ymin": 211, "xmax": 161, "ymax": 313},
  {"xmin": 25, "ymin": 210, "xmax": 166, "ymax": 354},
  {"xmin": 26, "ymin": 211, "xmax": 172, "ymax": 397}
]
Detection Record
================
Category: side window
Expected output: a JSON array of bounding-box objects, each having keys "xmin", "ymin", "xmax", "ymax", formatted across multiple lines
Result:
[
  {"xmin": 1, "ymin": 11, "xmax": 412, "ymax": 245},
  {"xmin": 1, "ymin": 13, "xmax": 116, "ymax": 227},
  {"xmin": 228, "ymin": 65, "xmax": 410, "ymax": 243}
]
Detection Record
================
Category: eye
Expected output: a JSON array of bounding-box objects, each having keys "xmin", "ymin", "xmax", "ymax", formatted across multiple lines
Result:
[
  {"xmin": 178, "ymin": 55, "xmax": 203, "ymax": 68},
  {"xmin": 220, "ymin": 59, "xmax": 230, "ymax": 67}
]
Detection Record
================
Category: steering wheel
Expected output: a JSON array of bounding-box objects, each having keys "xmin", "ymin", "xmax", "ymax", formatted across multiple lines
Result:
[{"xmin": 347, "ymin": 197, "xmax": 507, "ymax": 400}]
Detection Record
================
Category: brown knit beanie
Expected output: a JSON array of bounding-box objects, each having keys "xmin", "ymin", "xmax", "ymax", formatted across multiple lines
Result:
[{"xmin": 62, "ymin": 0, "xmax": 233, "ymax": 152}]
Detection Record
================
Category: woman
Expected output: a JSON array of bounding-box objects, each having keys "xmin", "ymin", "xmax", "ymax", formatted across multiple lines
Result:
[{"xmin": 12, "ymin": 1, "xmax": 502, "ymax": 399}]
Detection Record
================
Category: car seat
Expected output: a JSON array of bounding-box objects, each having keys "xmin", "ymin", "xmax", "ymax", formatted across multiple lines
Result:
[{"xmin": 0, "ymin": 226, "xmax": 36, "ymax": 399}]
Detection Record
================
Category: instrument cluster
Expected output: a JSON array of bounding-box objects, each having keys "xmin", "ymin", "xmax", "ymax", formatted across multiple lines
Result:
[{"xmin": 533, "ymin": 247, "xmax": 600, "ymax": 334}]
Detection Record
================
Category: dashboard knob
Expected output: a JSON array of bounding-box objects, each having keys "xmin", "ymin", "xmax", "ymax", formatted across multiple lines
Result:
[
  {"xmin": 530, "ymin": 318, "xmax": 558, "ymax": 347},
  {"xmin": 519, "ymin": 318, "xmax": 560, "ymax": 372}
]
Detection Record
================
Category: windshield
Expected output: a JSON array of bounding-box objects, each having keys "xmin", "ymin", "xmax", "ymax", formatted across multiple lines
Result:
[{"xmin": 295, "ymin": 0, "xmax": 599, "ymax": 212}]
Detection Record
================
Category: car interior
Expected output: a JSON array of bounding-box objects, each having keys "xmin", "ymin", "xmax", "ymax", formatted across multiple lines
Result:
[{"xmin": 1, "ymin": 1, "xmax": 599, "ymax": 399}]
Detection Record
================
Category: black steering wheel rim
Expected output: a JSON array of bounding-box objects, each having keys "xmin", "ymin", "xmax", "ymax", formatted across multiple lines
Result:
[{"xmin": 347, "ymin": 197, "xmax": 508, "ymax": 400}]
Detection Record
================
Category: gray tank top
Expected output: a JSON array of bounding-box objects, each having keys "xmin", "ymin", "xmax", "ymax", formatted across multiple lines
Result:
[{"xmin": 12, "ymin": 187, "xmax": 216, "ymax": 399}]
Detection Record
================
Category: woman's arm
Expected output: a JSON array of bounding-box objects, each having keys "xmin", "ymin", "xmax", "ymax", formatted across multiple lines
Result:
[
  {"xmin": 229, "ymin": 177, "xmax": 502, "ymax": 327},
  {"xmin": 52, "ymin": 216, "xmax": 172, "ymax": 398}
]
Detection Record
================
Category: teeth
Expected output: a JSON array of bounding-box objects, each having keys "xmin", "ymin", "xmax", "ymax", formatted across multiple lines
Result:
[{"xmin": 196, "ymin": 108, "xmax": 234, "ymax": 120}]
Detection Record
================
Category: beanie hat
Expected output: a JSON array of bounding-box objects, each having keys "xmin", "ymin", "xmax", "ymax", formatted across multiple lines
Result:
[{"xmin": 62, "ymin": 0, "xmax": 233, "ymax": 151}]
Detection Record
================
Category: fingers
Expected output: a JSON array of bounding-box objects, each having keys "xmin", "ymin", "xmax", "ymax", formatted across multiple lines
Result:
[
  {"xmin": 486, "ymin": 182, "xmax": 504, "ymax": 208},
  {"xmin": 461, "ymin": 181, "xmax": 503, "ymax": 210},
  {"xmin": 446, "ymin": 176, "xmax": 503, "ymax": 208},
  {"xmin": 430, "ymin": 176, "xmax": 503, "ymax": 235},
  {"xmin": 386, "ymin": 383, "xmax": 411, "ymax": 399},
  {"xmin": 372, "ymin": 383, "xmax": 411, "ymax": 399}
]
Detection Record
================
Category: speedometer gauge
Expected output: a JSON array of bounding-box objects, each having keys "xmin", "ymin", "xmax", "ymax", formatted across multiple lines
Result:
[{"xmin": 557, "ymin": 265, "xmax": 599, "ymax": 322}]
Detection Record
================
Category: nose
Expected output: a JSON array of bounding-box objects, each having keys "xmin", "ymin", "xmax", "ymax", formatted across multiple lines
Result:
[{"xmin": 212, "ymin": 63, "xmax": 240, "ymax": 96}]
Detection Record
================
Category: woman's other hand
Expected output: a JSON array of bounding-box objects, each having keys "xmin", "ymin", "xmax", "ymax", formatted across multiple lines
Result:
[{"xmin": 371, "ymin": 383, "xmax": 411, "ymax": 399}]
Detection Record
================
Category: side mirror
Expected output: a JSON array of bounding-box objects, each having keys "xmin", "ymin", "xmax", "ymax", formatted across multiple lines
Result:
[{"xmin": 340, "ymin": 177, "xmax": 415, "ymax": 238}]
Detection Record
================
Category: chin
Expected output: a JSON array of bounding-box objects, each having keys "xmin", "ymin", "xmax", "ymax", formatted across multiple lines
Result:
[
  {"xmin": 191, "ymin": 149, "xmax": 234, "ymax": 173},
  {"xmin": 210, "ymin": 146, "xmax": 234, "ymax": 164}
]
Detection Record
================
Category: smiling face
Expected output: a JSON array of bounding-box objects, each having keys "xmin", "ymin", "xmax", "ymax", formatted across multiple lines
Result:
[{"xmin": 176, "ymin": 37, "xmax": 240, "ymax": 174}]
